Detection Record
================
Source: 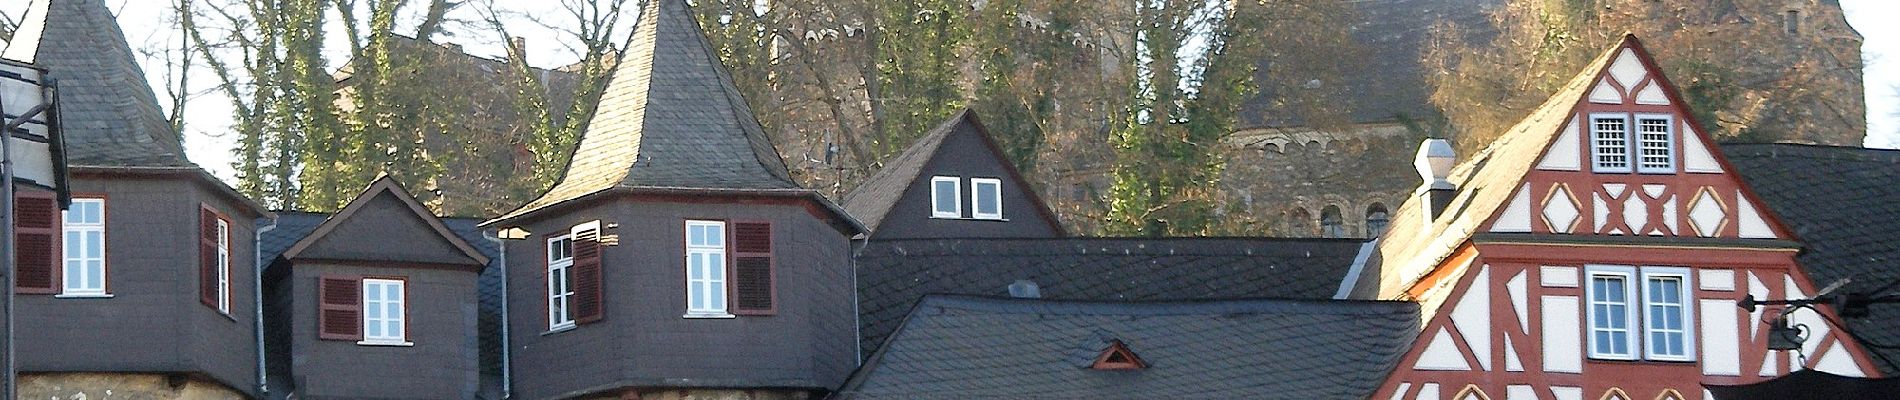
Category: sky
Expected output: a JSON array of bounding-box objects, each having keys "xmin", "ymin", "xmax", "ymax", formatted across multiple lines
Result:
[{"xmin": 1, "ymin": 0, "xmax": 1896, "ymax": 182}]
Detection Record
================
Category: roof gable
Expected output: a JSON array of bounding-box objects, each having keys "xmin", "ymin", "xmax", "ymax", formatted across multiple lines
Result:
[
  {"xmin": 842, "ymin": 109, "xmax": 1064, "ymax": 236},
  {"xmin": 1367, "ymin": 35, "xmax": 1799, "ymax": 300},
  {"xmin": 4, "ymin": 0, "xmax": 189, "ymax": 167},
  {"xmin": 283, "ymin": 176, "xmax": 489, "ymax": 268},
  {"xmin": 492, "ymin": 0, "xmax": 796, "ymax": 223}
]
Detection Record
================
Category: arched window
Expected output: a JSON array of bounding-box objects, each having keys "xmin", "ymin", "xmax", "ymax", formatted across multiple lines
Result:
[
  {"xmin": 1320, "ymin": 205, "xmax": 1345, "ymax": 238},
  {"xmin": 1365, "ymin": 203, "xmax": 1390, "ymax": 238},
  {"xmin": 1285, "ymin": 207, "xmax": 1314, "ymax": 236}
]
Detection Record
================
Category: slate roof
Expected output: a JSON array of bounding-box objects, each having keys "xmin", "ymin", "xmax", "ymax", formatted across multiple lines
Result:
[
  {"xmin": 1360, "ymin": 36, "xmax": 1632, "ymax": 303},
  {"xmin": 491, "ymin": 0, "xmax": 798, "ymax": 223},
  {"xmin": 833, "ymin": 295, "xmax": 1419, "ymax": 399},
  {"xmin": 842, "ymin": 110, "xmax": 1062, "ymax": 234},
  {"xmin": 1723, "ymin": 143, "xmax": 1900, "ymax": 374},
  {"xmin": 1239, "ymin": 0, "xmax": 1500, "ymax": 128},
  {"xmin": 3, "ymin": 0, "xmax": 191, "ymax": 167},
  {"xmin": 856, "ymin": 237, "xmax": 1369, "ymax": 355}
]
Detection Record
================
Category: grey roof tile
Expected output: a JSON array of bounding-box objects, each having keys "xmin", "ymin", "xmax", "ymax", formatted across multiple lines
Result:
[
  {"xmin": 856, "ymin": 237, "xmax": 1368, "ymax": 357},
  {"xmin": 834, "ymin": 295, "xmax": 1419, "ymax": 399},
  {"xmin": 4, "ymin": 0, "xmax": 191, "ymax": 167},
  {"xmin": 1724, "ymin": 143, "xmax": 1900, "ymax": 374},
  {"xmin": 492, "ymin": 0, "xmax": 796, "ymax": 223}
]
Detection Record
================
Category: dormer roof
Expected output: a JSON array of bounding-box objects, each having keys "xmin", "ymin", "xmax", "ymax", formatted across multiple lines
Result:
[
  {"xmin": 490, "ymin": 0, "xmax": 798, "ymax": 223},
  {"xmin": 279, "ymin": 176, "xmax": 490, "ymax": 269},
  {"xmin": 4, "ymin": 0, "xmax": 189, "ymax": 167}
]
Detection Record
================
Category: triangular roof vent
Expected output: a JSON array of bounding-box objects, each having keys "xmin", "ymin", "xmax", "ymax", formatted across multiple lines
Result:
[{"xmin": 1091, "ymin": 339, "xmax": 1147, "ymax": 370}]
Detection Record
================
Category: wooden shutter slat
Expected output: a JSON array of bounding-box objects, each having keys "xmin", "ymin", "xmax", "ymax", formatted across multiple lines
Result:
[
  {"xmin": 199, "ymin": 209, "xmax": 219, "ymax": 308},
  {"xmin": 13, "ymin": 192, "xmax": 57, "ymax": 293},
  {"xmin": 732, "ymin": 222, "xmax": 773, "ymax": 315},
  {"xmin": 570, "ymin": 221, "xmax": 604, "ymax": 324},
  {"xmin": 318, "ymin": 276, "xmax": 362, "ymax": 340}
]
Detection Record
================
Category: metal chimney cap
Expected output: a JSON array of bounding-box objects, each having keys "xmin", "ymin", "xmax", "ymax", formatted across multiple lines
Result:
[{"xmin": 1414, "ymin": 138, "xmax": 1456, "ymax": 190}]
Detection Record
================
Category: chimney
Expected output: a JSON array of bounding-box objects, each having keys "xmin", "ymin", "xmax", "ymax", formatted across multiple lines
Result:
[{"xmin": 1414, "ymin": 138, "xmax": 1456, "ymax": 222}]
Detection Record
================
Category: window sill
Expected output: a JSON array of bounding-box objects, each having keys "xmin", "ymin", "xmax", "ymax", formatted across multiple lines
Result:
[
  {"xmin": 54, "ymin": 293, "xmax": 113, "ymax": 299},
  {"xmin": 929, "ymin": 216, "xmax": 1009, "ymax": 222},
  {"xmin": 356, "ymin": 340, "xmax": 414, "ymax": 347},
  {"xmin": 681, "ymin": 313, "xmax": 735, "ymax": 319},
  {"xmin": 543, "ymin": 324, "xmax": 577, "ymax": 336}
]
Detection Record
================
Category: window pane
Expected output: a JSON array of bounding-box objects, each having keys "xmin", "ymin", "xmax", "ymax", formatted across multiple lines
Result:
[
  {"xmin": 975, "ymin": 181, "xmax": 999, "ymax": 215},
  {"xmin": 1593, "ymin": 117, "xmax": 1630, "ymax": 171},
  {"xmin": 86, "ymin": 261, "xmax": 102, "ymax": 288},
  {"xmin": 933, "ymin": 179, "xmax": 958, "ymax": 214},
  {"xmin": 86, "ymin": 232, "xmax": 102, "ymax": 258},
  {"xmin": 1638, "ymin": 118, "xmax": 1672, "ymax": 172}
]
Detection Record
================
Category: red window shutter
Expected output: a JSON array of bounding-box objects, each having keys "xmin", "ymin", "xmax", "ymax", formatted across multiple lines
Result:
[
  {"xmin": 13, "ymin": 191, "xmax": 58, "ymax": 294},
  {"xmin": 318, "ymin": 276, "xmax": 362, "ymax": 340},
  {"xmin": 570, "ymin": 221, "xmax": 604, "ymax": 324},
  {"xmin": 732, "ymin": 222, "xmax": 774, "ymax": 315},
  {"xmin": 199, "ymin": 208, "xmax": 219, "ymax": 308}
]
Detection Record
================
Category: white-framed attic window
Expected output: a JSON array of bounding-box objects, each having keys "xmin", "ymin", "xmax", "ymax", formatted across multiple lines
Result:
[
  {"xmin": 930, "ymin": 176, "xmax": 961, "ymax": 219},
  {"xmin": 971, "ymin": 178, "xmax": 1002, "ymax": 220},
  {"xmin": 1635, "ymin": 114, "xmax": 1675, "ymax": 174},
  {"xmin": 684, "ymin": 220, "xmax": 730, "ymax": 318},
  {"xmin": 1590, "ymin": 113, "xmax": 1633, "ymax": 173}
]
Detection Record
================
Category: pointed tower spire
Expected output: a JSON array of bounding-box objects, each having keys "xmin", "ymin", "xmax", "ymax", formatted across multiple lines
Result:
[
  {"xmin": 4, "ymin": 0, "xmax": 189, "ymax": 167},
  {"xmin": 497, "ymin": 0, "xmax": 797, "ymax": 221}
]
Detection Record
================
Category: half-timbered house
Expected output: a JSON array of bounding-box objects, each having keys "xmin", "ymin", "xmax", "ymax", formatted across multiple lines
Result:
[{"xmin": 1354, "ymin": 35, "xmax": 1885, "ymax": 400}]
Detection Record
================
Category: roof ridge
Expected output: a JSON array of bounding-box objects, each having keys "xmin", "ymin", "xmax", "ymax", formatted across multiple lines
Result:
[{"xmin": 919, "ymin": 294, "xmax": 1421, "ymax": 316}]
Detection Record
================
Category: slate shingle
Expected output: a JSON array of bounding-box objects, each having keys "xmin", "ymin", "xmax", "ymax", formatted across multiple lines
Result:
[
  {"xmin": 1724, "ymin": 143, "xmax": 1900, "ymax": 374},
  {"xmin": 491, "ymin": 0, "xmax": 797, "ymax": 223},
  {"xmin": 4, "ymin": 0, "xmax": 191, "ymax": 167},
  {"xmin": 856, "ymin": 237, "xmax": 1368, "ymax": 357},
  {"xmin": 834, "ymin": 295, "xmax": 1419, "ymax": 399}
]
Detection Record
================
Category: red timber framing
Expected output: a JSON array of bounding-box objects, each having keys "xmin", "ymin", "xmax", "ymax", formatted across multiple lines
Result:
[{"xmin": 1371, "ymin": 35, "xmax": 1884, "ymax": 400}]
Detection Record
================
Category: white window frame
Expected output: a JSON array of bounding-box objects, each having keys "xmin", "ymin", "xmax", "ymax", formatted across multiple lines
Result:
[
  {"xmin": 360, "ymin": 278, "xmax": 410, "ymax": 346},
  {"xmin": 1634, "ymin": 114, "xmax": 1676, "ymax": 174},
  {"xmin": 546, "ymin": 235, "xmax": 575, "ymax": 331},
  {"xmin": 1641, "ymin": 266, "xmax": 1695, "ymax": 361},
  {"xmin": 1589, "ymin": 113, "xmax": 1634, "ymax": 173},
  {"xmin": 216, "ymin": 219, "xmax": 231, "ymax": 313},
  {"xmin": 684, "ymin": 220, "xmax": 731, "ymax": 318},
  {"xmin": 970, "ymin": 177, "xmax": 1003, "ymax": 220},
  {"xmin": 60, "ymin": 198, "xmax": 107, "ymax": 297},
  {"xmin": 1585, "ymin": 265, "xmax": 1639, "ymax": 360},
  {"xmin": 930, "ymin": 176, "xmax": 961, "ymax": 219}
]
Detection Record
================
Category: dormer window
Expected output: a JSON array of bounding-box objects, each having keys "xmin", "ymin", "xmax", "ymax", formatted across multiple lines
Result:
[
  {"xmin": 1590, "ymin": 113, "xmax": 1674, "ymax": 174},
  {"xmin": 1090, "ymin": 339, "xmax": 1147, "ymax": 370},
  {"xmin": 971, "ymin": 178, "xmax": 1002, "ymax": 220},
  {"xmin": 931, "ymin": 176, "xmax": 960, "ymax": 218}
]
